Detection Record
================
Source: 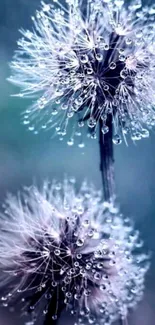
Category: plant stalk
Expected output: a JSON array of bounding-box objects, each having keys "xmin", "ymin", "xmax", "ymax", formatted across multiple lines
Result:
[{"xmin": 99, "ymin": 115, "xmax": 115, "ymax": 203}]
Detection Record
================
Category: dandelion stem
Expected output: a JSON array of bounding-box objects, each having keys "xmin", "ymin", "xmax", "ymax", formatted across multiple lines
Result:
[{"xmin": 99, "ymin": 115, "xmax": 115, "ymax": 202}]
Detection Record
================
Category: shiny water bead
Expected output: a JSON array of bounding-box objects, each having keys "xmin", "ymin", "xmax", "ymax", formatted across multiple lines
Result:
[
  {"xmin": 80, "ymin": 54, "xmax": 89, "ymax": 63},
  {"xmin": 109, "ymin": 62, "xmax": 116, "ymax": 70},
  {"xmin": 112, "ymin": 134, "xmax": 122, "ymax": 144},
  {"xmin": 101, "ymin": 125, "xmax": 109, "ymax": 134},
  {"xmin": 54, "ymin": 249, "xmax": 60, "ymax": 256}
]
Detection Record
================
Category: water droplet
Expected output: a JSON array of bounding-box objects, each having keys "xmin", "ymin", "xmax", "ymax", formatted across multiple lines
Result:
[
  {"xmin": 52, "ymin": 281, "xmax": 57, "ymax": 287},
  {"xmin": 45, "ymin": 293, "xmax": 52, "ymax": 299},
  {"xmin": 141, "ymin": 129, "xmax": 149, "ymax": 138},
  {"xmin": 96, "ymin": 53, "xmax": 103, "ymax": 61},
  {"xmin": 103, "ymin": 84, "xmax": 109, "ymax": 91},
  {"xmin": 52, "ymin": 315, "xmax": 57, "ymax": 320},
  {"xmin": 43, "ymin": 309, "xmax": 48, "ymax": 315},
  {"xmin": 62, "ymin": 286, "xmax": 66, "ymax": 292},
  {"xmin": 52, "ymin": 108, "xmax": 58, "ymax": 116},
  {"xmin": 1, "ymin": 297, "xmax": 7, "ymax": 301},
  {"xmin": 109, "ymin": 62, "xmax": 116, "ymax": 70},
  {"xmin": 100, "ymin": 284, "xmax": 106, "ymax": 291},
  {"xmin": 82, "ymin": 219, "xmax": 89, "ymax": 227},
  {"xmin": 88, "ymin": 117, "xmax": 96, "ymax": 128},
  {"xmin": 23, "ymin": 120, "xmax": 30, "ymax": 125},
  {"xmin": 80, "ymin": 55, "xmax": 88, "ymax": 64},
  {"xmin": 88, "ymin": 316, "xmax": 96, "ymax": 324},
  {"xmin": 94, "ymin": 272, "xmax": 101, "ymax": 280},
  {"xmin": 54, "ymin": 249, "xmax": 60, "ymax": 256},
  {"xmin": 84, "ymin": 289, "xmax": 91, "ymax": 296},
  {"xmin": 86, "ymin": 263, "xmax": 92, "ymax": 270},
  {"xmin": 87, "ymin": 68, "xmax": 93, "ymax": 75},
  {"xmin": 77, "ymin": 253, "xmax": 82, "ymax": 259},
  {"xmin": 74, "ymin": 261, "xmax": 79, "ymax": 267},
  {"xmin": 101, "ymin": 126, "xmax": 109, "ymax": 134},
  {"xmin": 74, "ymin": 293, "xmax": 81, "ymax": 300},
  {"xmin": 78, "ymin": 121, "xmax": 84, "ymax": 128},
  {"xmin": 78, "ymin": 142, "xmax": 85, "ymax": 149},
  {"xmin": 97, "ymin": 262, "xmax": 104, "ymax": 269},
  {"xmin": 113, "ymin": 134, "xmax": 122, "ymax": 144},
  {"xmin": 76, "ymin": 239, "xmax": 84, "ymax": 247},
  {"xmin": 119, "ymin": 55, "xmax": 126, "ymax": 62},
  {"xmin": 67, "ymin": 139, "xmax": 74, "ymax": 146},
  {"xmin": 104, "ymin": 44, "xmax": 109, "ymax": 51},
  {"xmin": 66, "ymin": 292, "xmax": 72, "ymax": 298}
]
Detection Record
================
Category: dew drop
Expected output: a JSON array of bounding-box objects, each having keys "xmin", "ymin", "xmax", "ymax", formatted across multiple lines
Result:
[
  {"xmin": 87, "ymin": 68, "xmax": 93, "ymax": 75},
  {"xmin": 103, "ymin": 84, "xmax": 109, "ymax": 91},
  {"xmin": 74, "ymin": 293, "xmax": 81, "ymax": 300},
  {"xmin": 78, "ymin": 121, "xmax": 84, "ymax": 128},
  {"xmin": 74, "ymin": 261, "xmax": 79, "ymax": 267},
  {"xmin": 66, "ymin": 292, "xmax": 72, "ymax": 298},
  {"xmin": 88, "ymin": 316, "xmax": 96, "ymax": 324},
  {"xmin": 67, "ymin": 139, "xmax": 74, "ymax": 146},
  {"xmin": 119, "ymin": 55, "xmax": 126, "ymax": 62},
  {"xmin": 86, "ymin": 262, "xmax": 92, "ymax": 270},
  {"xmin": 94, "ymin": 272, "xmax": 101, "ymax": 280},
  {"xmin": 112, "ymin": 134, "xmax": 122, "ymax": 144},
  {"xmin": 54, "ymin": 249, "xmax": 60, "ymax": 256},
  {"xmin": 28, "ymin": 126, "xmax": 35, "ymax": 131},
  {"xmin": 52, "ymin": 281, "xmax": 57, "ymax": 287},
  {"xmin": 43, "ymin": 309, "xmax": 48, "ymax": 315},
  {"xmin": 1, "ymin": 297, "xmax": 7, "ymax": 301},
  {"xmin": 77, "ymin": 253, "xmax": 82, "ymax": 259},
  {"xmin": 78, "ymin": 142, "xmax": 85, "ymax": 148},
  {"xmin": 76, "ymin": 239, "xmax": 84, "ymax": 247},
  {"xmin": 52, "ymin": 108, "xmax": 58, "ymax": 116},
  {"xmin": 45, "ymin": 293, "xmax": 52, "ymax": 299},
  {"xmin": 102, "ymin": 126, "xmax": 109, "ymax": 134},
  {"xmin": 100, "ymin": 284, "xmax": 106, "ymax": 291},
  {"xmin": 141, "ymin": 128, "xmax": 149, "ymax": 138},
  {"xmin": 62, "ymin": 286, "xmax": 66, "ymax": 292},
  {"xmin": 23, "ymin": 120, "xmax": 30, "ymax": 125},
  {"xmin": 84, "ymin": 289, "xmax": 91, "ymax": 296},
  {"xmin": 96, "ymin": 53, "xmax": 103, "ymax": 61},
  {"xmin": 104, "ymin": 44, "xmax": 109, "ymax": 51},
  {"xmin": 109, "ymin": 62, "xmax": 116, "ymax": 70},
  {"xmin": 80, "ymin": 54, "xmax": 88, "ymax": 64},
  {"xmin": 88, "ymin": 117, "xmax": 96, "ymax": 128}
]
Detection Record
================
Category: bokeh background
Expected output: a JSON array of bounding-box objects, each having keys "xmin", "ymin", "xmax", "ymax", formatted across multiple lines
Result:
[{"xmin": 0, "ymin": 0, "xmax": 155, "ymax": 324}]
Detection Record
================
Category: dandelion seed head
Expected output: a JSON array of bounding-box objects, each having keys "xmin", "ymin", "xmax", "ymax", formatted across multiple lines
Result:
[
  {"xmin": 8, "ymin": 0, "xmax": 155, "ymax": 144},
  {"xmin": 0, "ymin": 179, "xmax": 150, "ymax": 324}
]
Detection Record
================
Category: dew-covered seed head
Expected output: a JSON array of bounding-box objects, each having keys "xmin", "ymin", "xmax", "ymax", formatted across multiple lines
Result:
[
  {"xmin": 0, "ymin": 178, "xmax": 150, "ymax": 324},
  {"xmin": 8, "ymin": 0, "xmax": 155, "ymax": 144}
]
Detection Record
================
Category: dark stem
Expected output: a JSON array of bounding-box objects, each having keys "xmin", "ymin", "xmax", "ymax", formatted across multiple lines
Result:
[
  {"xmin": 44, "ymin": 288, "xmax": 65, "ymax": 325},
  {"xmin": 99, "ymin": 115, "xmax": 115, "ymax": 202}
]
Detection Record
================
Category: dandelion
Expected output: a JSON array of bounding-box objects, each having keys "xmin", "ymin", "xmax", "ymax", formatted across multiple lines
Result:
[
  {"xmin": 8, "ymin": 0, "xmax": 155, "ymax": 144},
  {"xmin": 0, "ymin": 178, "xmax": 149, "ymax": 325}
]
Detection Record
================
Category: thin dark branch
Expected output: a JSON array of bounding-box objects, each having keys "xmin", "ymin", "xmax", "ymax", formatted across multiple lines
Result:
[{"xmin": 99, "ymin": 115, "xmax": 115, "ymax": 202}]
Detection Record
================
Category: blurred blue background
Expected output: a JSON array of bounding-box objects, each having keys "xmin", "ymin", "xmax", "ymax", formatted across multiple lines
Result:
[{"xmin": 0, "ymin": 0, "xmax": 155, "ymax": 324}]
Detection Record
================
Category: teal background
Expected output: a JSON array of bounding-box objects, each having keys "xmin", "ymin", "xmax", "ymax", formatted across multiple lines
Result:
[{"xmin": 0, "ymin": 1, "xmax": 155, "ymax": 324}]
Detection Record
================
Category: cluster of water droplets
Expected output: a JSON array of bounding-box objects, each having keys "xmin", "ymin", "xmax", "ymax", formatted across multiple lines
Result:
[
  {"xmin": 0, "ymin": 178, "xmax": 150, "ymax": 324},
  {"xmin": 8, "ymin": 0, "xmax": 155, "ymax": 144}
]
